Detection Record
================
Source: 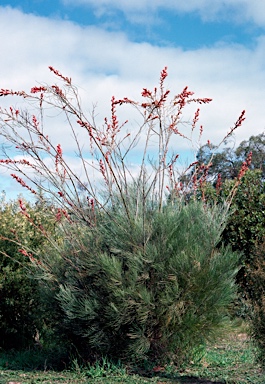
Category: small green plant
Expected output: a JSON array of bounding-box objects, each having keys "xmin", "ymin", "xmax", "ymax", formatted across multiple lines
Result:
[{"xmin": 78, "ymin": 358, "xmax": 127, "ymax": 379}]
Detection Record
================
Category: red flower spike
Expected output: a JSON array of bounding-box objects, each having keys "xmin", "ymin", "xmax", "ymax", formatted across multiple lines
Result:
[
  {"xmin": 49, "ymin": 66, "xmax": 71, "ymax": 84},
  {"xmin": 11, "ymin": 174, "xmax": 37, "ymax": 194},
  {"xmin": 192, "ymin": 108, "xmax": 200, "ymax": 130},
  {"xmin": 142, "ymin": 88, "xmax": 152, "ymax": 98},
  {"xmin": 216, "ymin": 173, "xmax": 222, "ymax": 194},
  {"xmin": 160, "ymin": 66, "xmax": 168, "ymax": 86},
  {"xmin": 31, "ymin": 86, "xmax": 47, "ymax": 94},
  {"xmin": 237, "ymin": 151, "xmax": 252, "ymax": 180}
]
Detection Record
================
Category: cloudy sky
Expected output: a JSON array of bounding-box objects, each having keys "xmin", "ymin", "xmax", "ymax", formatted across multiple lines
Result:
[{"xmin": 0, "ymin": 0, "xmax": 265, "ymax": 197}]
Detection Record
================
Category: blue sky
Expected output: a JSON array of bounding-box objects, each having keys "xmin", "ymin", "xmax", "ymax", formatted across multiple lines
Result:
[
  {"xmin": 1, "ymin": 1, "xmax": 265, "ymax": 197},
  {"xmin": 1, "ymin": 0, "xmax": 264, "ymax": 48}
]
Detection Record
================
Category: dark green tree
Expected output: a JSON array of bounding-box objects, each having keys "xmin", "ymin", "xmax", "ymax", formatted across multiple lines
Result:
[
  {"xmin": 193, "ymin": 162, "xmax": 265, "ymax": 365},
  {"xmin": 193, "ymin": 134, "xmax": 265, "ymax": 307},
  {"xmin": 0, "ymin": 65, "xmax": 247, "ymax": 367},
  {"xmin": 221, "ymin": 170, "xmax": 265, "ymax": 299}
]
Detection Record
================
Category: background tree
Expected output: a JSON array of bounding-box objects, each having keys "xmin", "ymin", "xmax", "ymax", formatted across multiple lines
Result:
[
  {"xmin": 196, "ymin": 144, "xmax": 240, "ymax": 180},
  {"xmin": 236, "ymin": 133, "xmax": 265, "ymax": 178},
  {"xmin": 193, "ymin": 133, "xmax": 265, "ymax": 298},
  {"xmin": 195, "ymin": 132, "xmax": 265, "ymax": 182},
  {"xmin": 221, "ymin": 170, "xmax": 265, "ymax": 300},
  {"xmin": 194, "ymin": 135, "xmax": 265, "ymax": 366}
]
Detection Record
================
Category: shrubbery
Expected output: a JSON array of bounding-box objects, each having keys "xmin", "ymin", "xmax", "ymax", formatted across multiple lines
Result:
[
  {"xmin": 195, "ymin": 167, "xmax": 265, "ymax": 366},
  {"xmin": 0, "ymin": 194, "xmax": 56, "ymax": 349}
]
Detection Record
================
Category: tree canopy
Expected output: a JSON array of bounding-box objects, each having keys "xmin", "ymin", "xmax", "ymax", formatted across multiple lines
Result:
[{"xmin": 195, "ymin": 133, "xmax": 265, "ymax": 181}]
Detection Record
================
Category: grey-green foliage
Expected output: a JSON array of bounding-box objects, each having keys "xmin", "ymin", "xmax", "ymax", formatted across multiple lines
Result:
[{"xmin": 50, "ymin": 199, "xmax": 239, "ymax": 364}]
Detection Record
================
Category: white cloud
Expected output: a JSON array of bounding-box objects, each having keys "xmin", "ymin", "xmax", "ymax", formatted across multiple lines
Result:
[
  {"xmin": 62, "ymin": 0, "xmax": 265, "ymax": 27},
  {"xmin": 0, "ymin": 6, "xmax": 264, "ymax": 135},
  {"xmin": 1, "ymin": 5, "xmax": 265, "ymax": 199}
]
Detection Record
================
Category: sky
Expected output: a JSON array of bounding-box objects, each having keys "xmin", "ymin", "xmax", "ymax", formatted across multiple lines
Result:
[{"xmin": 0, "ymin": 0, "xmax": 265, "ymax": 198}]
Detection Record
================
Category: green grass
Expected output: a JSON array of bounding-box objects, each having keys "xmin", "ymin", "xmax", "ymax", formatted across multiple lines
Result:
[
  {"xmin": 182, "ymin": 330, "xmax": 264, "ymax": 383},
  {"xmin": 0, "ymin": 325, "xmax": 263, "ymax": 384}
]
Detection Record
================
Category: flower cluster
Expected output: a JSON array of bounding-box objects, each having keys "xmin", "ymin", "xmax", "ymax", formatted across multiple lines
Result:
[
  {"xmin": 224, "ymin": 110, "xmax": 246, "ymax": 142},
  {"xmin": 160, "ymin": 66, "xmax": 168, "ymax": 86},
  {"xmin": 174, "ymin": 86, "xmax": 194, "ymax": 109},
  {"xmin": 237, "ymin": 151, "xmax": 252, "ymax": 180},
  {"xmin": 11, "ymin": 174, "xmax": 37, "ymax": 194},
  {"xmin": 141, "ymin": 88, "xmax": 152, "ymax": 98},
  {"xmin": 31, "ymin": 86, "xmax": 47, "ymax": 94},
  {"xmin": 99, "ymin": 158, "xmax": 108, "ymax": 185},
  {"xmin": 0, "ymin": 89, "xmax": 27, "ymax": 97},
  {"xmin": 49, "ymin": 66, "xmax": 72, "ymax": 85},
  {"xmin": 55, "ymin": 207, "xmax": 72, "ymax": 223},
  {"xmin": 192, "ymin": 108, "xmax": 200, "ymax": 131},
  {"xmin": 55, "ymin": 144, "xmax": 66, "ymax": 180},
  {"xmin": 18, "ymin": 248, "xmax": 41, "ymax": 264},
  {"xmin": 51, "ymin": 85, "xmax": 65, "ymax": 99}
]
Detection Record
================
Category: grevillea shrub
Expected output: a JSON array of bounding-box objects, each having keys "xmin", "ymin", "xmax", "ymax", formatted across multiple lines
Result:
[
  {"xmin": 0, "ymin": 67, "xmax": 245, "ymax": 363},
  {"xmin": 38, "ymin": 197, "xmax": 239, "ymax": 364}
]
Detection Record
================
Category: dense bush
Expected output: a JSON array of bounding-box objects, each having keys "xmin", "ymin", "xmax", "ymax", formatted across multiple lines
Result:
[
  {"xmin": 38, "ymin": 198, "xmax": 240, "ymax": 365},
  {"xmin": 195, "ymin": 168, "xmax": 265, "ymax": 364},
  {"xmin": 222, "ymin": 170, "xmax": 265, "ymax": 259},
  {"xmin": 195, "ymin": 170, "xmax": 265, "ymax": 300},
  {"xmin": 219, "ymin": 170, "xmax": 265, "ymax": 320}
]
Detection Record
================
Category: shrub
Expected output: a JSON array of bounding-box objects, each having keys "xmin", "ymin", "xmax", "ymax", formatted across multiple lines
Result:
[
  {"xmin": 222, "ymin": 170, "xmax": 265, "ymax": 261},
  {"xmin": 193, "ymin": 170, "xmax": 265, "ymax": 310},
  {"xmin": 36, "ymin": 197, "xmax": 239, "ymax": 365},
  {"xmin": 193, "ymin": 168, "xmax": 265, "ymax": 362},
  {"xmin": 220, "ymin": 170, "xmax": 265, "ymax": 319}
]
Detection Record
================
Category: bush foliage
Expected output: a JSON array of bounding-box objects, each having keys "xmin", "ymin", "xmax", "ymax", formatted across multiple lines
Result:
[
  {"xmin": 36, "ymin": 198, "xmax": 239, "ymax": 365},
  {"xmin": 0, "ymin": 194, "xmax": 56, "ymax": 349}
]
